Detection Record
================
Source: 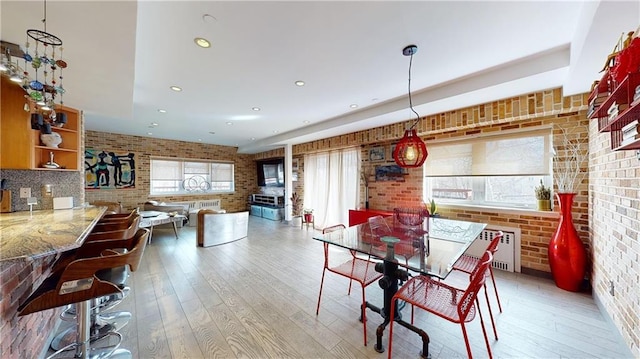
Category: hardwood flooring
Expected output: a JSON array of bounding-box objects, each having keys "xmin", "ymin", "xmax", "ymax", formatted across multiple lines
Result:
[{"xmin": 50, "ymin": 217, "xmax": 632, "ymax": 358}]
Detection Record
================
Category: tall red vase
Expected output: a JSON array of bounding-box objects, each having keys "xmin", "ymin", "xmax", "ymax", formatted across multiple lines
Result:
[{"xmin": 548, "ymin": 193, "xmax": 587, "ymax": 292}]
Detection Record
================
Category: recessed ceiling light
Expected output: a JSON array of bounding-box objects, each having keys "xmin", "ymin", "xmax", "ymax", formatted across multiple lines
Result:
[
  {"xmin": 350, "ymin": 104, "xmax": 358, "ymax": 108},
  {"xmin": 295, "ymin": 80, "xmax": 305, "ymax": 87},
  {"xmin": 157, "ymin": 109, "xmax": 166, "ymax": 113},
  {"xmin": 371, "ymin": 98, "xmax": 379, "ymax": 102},
  {"xmin": 170, "ymin": 86, "xmax": 182, "ymax": 92},
  {"xmin": 194, "ymin": 37, "xmax": 211, "ymax": 48},
  {"xmin": 273, "ymin": 130, "xmax": 279, "ymax": 133},
  {"xmin": 226, "ymin": 122, "xmax": 232, "ymax": 125},
  {"xmin": 198, "ymin": 139, "xmax": 202, "ymax": 142},
  {"xmin": 251, "ymin": 137, "xmax": 256, "ymax": 140},
  {"xmin": 150, "ymin": 122, "xmax": 158, "ymax": 127},
  {"xmin": 303, "ymin": 120, "xmax": 310, "ymax": 124},
  {"xmin": 147, "ymin": 132, "xmax": 153, "ymax": 135},
  {"xmin": 252, "ymin": 107, "xmax": 261, "ymax": 111}
]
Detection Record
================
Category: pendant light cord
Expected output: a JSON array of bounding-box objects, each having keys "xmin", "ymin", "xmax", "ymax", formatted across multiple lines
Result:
[
  {"xmin": 407, "ymin": 51, "xmax": 421, "ymax": 130},
  {"xmin": 42, "ymin": 0, "xmax": 47, "ymax": 32}
]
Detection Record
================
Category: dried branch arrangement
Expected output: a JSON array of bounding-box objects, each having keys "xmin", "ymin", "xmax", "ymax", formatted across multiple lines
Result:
[{"xmin": 553, "ymin": 126, "xmax": 589, "ymax": 193}]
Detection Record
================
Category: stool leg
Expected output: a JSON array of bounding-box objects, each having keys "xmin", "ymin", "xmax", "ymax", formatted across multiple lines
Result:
[{"xmin": 75, "ymin": 299, "xmax": 91, "ymax": 358}]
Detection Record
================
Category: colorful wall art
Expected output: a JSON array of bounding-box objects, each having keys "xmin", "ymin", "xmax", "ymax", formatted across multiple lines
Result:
[{"xmin": 85, "ymin": 149, "xmax": 136, "ymax": 189}]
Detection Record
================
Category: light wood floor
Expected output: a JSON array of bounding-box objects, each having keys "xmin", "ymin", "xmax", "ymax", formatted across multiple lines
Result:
[{"xmin": 51, "ymin": 217, "xmax": 632, "ymax": 358}]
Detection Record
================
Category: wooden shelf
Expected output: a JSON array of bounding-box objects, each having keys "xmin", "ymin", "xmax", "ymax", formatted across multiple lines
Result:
[{"xmin": 1, "ymin": 76, "xmax": 81, "ymax": 170}]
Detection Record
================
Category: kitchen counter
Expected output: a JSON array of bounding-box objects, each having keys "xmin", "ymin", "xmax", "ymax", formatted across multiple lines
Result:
[{"xmin": 0, "ymin": 206, "xmax": 106, "ymax": 261}]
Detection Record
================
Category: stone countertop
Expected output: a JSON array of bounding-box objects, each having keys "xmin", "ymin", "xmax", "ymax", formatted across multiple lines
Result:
[{"xmin": 0, "ymin": 206, "xmax": 106, "ymax": 262}]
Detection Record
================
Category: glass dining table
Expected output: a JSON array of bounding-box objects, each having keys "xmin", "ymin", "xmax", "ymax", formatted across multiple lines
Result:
[{"xmin": 313, "ymin": 216, "xmax": 487, "ymax": 357}]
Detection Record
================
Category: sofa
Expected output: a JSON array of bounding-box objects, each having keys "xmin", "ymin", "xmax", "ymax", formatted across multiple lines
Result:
[
  {"xmin": 197, "ymin": 210, "xmax": 249, "ymax": 247},
  {"xmin": 144, "ymin": 199, "xmax": 225, "ymax": 227}
]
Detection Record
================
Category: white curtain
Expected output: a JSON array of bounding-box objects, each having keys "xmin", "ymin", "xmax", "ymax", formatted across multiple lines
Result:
[{"xmin": 303, "ymin": 148, "xmax": 359, "ymax": 229}]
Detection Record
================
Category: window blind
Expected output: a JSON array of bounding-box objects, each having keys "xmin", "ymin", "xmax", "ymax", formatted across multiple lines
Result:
[{"xmin": 424, "ymin": 128, "xmax": 552, "ymax": 176}]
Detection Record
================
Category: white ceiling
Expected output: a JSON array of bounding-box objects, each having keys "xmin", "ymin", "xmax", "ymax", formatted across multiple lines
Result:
[{"xmin": 1, "ymin": 1, "xmax": 638, "ymax": 154}]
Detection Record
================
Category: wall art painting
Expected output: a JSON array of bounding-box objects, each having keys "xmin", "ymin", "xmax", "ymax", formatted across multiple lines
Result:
[
  {"xmin": 375, "ymin": 164, "xmax": 407, "ymax": 182},
  {"xmin": 369, "ymin": 146, "xmax": 385, "ymax": 162},
  {"xmin": 85, "ymin": 149, "xmax": 136, "ymax": 189}
]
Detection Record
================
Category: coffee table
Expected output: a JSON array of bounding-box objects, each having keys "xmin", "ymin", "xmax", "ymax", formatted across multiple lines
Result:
[{"xmin": 138, "ymin": 211, "xmax": 186, "ymax": 244}]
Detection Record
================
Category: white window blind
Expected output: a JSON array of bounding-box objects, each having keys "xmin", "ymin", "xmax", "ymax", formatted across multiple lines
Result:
[
  {"xmin": 150, "ymin": 158, "xmax": 234, "ymax": 194},
  {"xmin": 424, "ymin": 129, "xmax": 552, "ymax": 176}
]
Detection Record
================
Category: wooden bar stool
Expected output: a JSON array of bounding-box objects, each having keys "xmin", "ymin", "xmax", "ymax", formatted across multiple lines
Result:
[
  {"xmin": 51, "ymin": 217, "xmax": 142, "ymax": 351},
  {"xmin": 18, "ymin": 228, "xmax": 149, "ymax": 359}
]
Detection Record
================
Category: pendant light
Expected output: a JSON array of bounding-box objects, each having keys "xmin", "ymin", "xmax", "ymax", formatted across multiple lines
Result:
[{"xmin": 392, "ymin": 45, "xmax": 428, "ymax": 168}]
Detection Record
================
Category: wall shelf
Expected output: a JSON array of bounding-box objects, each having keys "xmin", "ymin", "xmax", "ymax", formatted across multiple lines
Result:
[{"xmin": 590, "ymin": 71, "xmax": 640, "ymax": 150}]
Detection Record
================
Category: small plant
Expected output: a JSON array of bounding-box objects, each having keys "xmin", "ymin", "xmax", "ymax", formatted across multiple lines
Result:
[
  {"xmin": 426, "ymin": 198, "xmax": 438, "ymax": 216},
  {"xmin": 290, "ymin": 192, "xmax": 303, "ymax": 216},
  {"xmin": 303, "ymin": 208, "xmax": 313, "ymax": 214},
  {"xmin": 535, "ymin": 180, "xmax": 551, "ymax": 200}
]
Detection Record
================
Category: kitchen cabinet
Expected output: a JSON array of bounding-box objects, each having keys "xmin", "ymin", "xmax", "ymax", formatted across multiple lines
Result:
[{"xmin": 0, "ymin": 76, "xmax": 81, "ymax": 170}]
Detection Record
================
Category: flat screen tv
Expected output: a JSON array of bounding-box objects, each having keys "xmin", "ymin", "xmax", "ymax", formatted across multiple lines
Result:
[{"xmin": 257, "ymin": 158, "xmax": 284, "ymax": 187}]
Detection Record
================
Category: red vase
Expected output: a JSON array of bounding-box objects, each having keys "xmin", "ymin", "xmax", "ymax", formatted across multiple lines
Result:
[{"xmin": 548, "ymin": 193, "xmax": 587, "ymax": 292}]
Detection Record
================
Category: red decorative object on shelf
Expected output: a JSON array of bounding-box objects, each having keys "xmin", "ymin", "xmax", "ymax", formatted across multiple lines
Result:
[{"xmin": 548, "ymin": 193, "xmax": 587, "ymax": 292}]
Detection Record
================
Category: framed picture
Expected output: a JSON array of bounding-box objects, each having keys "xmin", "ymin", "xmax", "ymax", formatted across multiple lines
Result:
[
  {"xmin": 369, "ymin": 146, "xmax": 385, "ymax": 162},
  {"xmin": 375, "ymin": 164, "xmax": 407, "ymax": 182}
]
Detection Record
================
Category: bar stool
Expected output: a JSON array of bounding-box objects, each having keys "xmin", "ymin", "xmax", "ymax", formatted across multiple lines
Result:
[
  {"xmin": 51, "ymin": 217, "xmax": 142, "ymax": 351},
  {"xmin": 18, "ymin": 228, "xmax": 149, "ymax": 359}
]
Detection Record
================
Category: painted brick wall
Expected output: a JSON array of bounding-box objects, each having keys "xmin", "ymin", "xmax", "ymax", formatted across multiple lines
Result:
[
  {"xmin": 1, "ymin": 255, "xmax": 60, "ymax": 358},
  {"xmin": 84, "ymin": 131, "xmax": 258, "ymax": 212},
  {"xmin": 589, "ymin": 118, "xmax": 640, "ymax": 356}
]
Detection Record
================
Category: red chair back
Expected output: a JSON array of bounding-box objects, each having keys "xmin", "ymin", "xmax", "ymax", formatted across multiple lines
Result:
[
  {"xmin": 459, "ymin": 251, "xmax": 492, "ymax": 321},
  {"xmin": 368, "ymin": 215, "xmax": 391, "ymax": 237}
]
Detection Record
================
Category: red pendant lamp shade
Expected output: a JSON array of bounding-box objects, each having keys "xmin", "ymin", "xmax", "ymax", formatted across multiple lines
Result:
[
  {"xmin": 393, "ymin": 44, "xmax": 428, "ymax": 169},
  {"xmin": 393, "ymin": 129, "xmax": 428, "ymax": 167}
]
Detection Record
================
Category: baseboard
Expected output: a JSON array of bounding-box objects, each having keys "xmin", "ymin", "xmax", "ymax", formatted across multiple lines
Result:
[{"xmin": 520, "ymin": 266, "xmax": 553, "ymax": 279}]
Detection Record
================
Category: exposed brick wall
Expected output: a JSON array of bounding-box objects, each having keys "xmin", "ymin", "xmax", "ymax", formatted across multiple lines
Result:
[
  {"xmin": 84, "ymin": 131, "xmax": 258, "ymax": 212},
  {"xmin": 589, "ymin": 117, "xmax": 640, "ymax": 356},
  {"xmin": 276, "ymin": 87, "xmax": 637, "ymax": 355},
  {"xmin": 288, "ymin": 88, "xmax": 591, "ymax": 274},
  {"xmin": 0, "ymin": 255, "xmax": 60, "ymax": 358}
]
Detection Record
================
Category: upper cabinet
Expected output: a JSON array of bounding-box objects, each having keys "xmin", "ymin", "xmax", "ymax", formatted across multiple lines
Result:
[
  {"xmin": 589, "ymin": 33, "xmax": 640, "ymax": 151},
  {"xmin": 1, "ymin": 75, "xmax": 81, "ymax": 171}
]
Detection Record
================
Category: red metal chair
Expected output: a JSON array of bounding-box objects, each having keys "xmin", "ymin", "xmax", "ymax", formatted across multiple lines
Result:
[
  {"xmin": 387, "ymin": 251, "xmax": 495, "ymax": 359},
  {"xmin": 316, "ymin": 224, "xmax": 382, "ymax": 346},
  {"xmin": 452, "ymin": 231, "xmax": 504, "ymax": 341},
  {"xmin": 453, "ymin": 231, "xmax": 503, "ymax": 312}
]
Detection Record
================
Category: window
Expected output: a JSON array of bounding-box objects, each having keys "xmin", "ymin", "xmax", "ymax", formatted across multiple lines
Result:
[
  {"xmin": 150, "ymin": 158, "xmax": 234, "ymax": 195},
  {"xmin": 424, "ymin": 128, "xmax": 552, "ymax": 210}
]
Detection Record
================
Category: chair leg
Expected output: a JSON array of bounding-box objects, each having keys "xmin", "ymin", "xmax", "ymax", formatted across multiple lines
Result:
[
  {"xmin": 387, "ymin": 296, "xmax": 398, "ymax": 359},
  {"xmin": 483, "ymin": 284, "xmax": 498, "ymax": 340},
  {"xmin": 460, "ymin": 321, "xmax": 474, "ymax": 359},
  {"xmin": 476, "ymin": 298, "xmax": 494, "ymax": 359},
  {"xmin": 316, "ymin": 269, "xmax": 327, "ymax": 315},
  {"xmin": 489, "ymin": 268, "xmax": 502, "ymax": 313}
]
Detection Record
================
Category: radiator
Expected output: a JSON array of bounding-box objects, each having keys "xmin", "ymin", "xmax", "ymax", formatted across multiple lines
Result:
[
  {"xmin": 198, "ymin": 199, "xmax": 220, "ymax": 209},
  {"xmin": 462, "ymin": 225, "xmax": 520, "ymax": 272}
]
